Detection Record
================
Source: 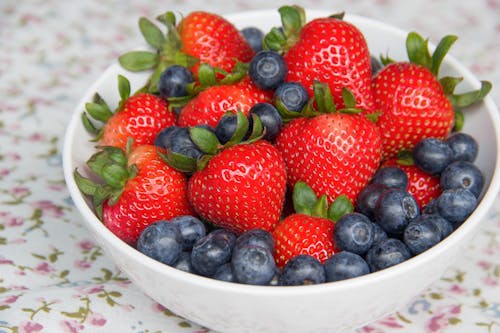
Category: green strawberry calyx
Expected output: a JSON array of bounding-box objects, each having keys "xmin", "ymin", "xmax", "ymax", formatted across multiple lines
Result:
[
  {"xmin": 293, "ymin": 181, "xmax": 353, "ymax": 222},
  {"xmin": 73, "ymin": 139, "xmax": 137, "ymax": 220},
  {"xmin": 159, "ymin": 111, "xmax": 265, "ymax": 173},
  {"xmin": 380, "ymin": 31, "xmax": 491, "ymax": 111}
]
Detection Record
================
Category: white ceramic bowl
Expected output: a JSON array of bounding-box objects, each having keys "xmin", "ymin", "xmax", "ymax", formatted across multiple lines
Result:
[{"xmin": 63, "ymin": 9, "xmax": 500, "ymax": 333}]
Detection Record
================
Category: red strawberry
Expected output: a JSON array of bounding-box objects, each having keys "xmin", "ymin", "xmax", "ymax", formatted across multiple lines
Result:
[
  {"xmin": 74, "ymin": 145, "xmax": 194, "ymax": 245},
  {"xmin": 372, "ymin": 32, "xmax": 491, "ymax": 160},
  {"xmin": 383, "ymin": 156, "xmax": 442, "ymax": 209},
  {"xmin": 188, "ymin": 140, "xmax": 286, "ymax": 234},
  {"xmin": 177, "ymin": 77, "xmax": 272, "ymax": 128},
  {"xmin": 275, "ymin": 84, "xmax": 381, "ymax": 204},
  {"xmin": 82, "ymin": 75, "xmax": 176, "ymax": 151},
  {"xmin": 266, "ymin": 7, "xmax": 374, "ymax": 113},
  {"xmin": 178, "ymin": 11, "xmax": 255, "ymax": 77},
  {"xmin": 273, "ymin": 214, "xmax": 336, "ymax": 268}
]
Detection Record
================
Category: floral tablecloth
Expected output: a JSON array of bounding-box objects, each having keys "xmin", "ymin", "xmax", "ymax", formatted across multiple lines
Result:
[{"xmin": 1, "ymin": 0, "xmax": 499, "ymax": 332}]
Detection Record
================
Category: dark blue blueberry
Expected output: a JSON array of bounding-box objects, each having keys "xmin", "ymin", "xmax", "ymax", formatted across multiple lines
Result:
[
  {"xmin": 374, "ymin": 189, "xmax": 420, "ymax": 235},
  {"xmin": 249, "ymin": 103, "xmax": 283, "ymax": 141},
  {"xmin": 268, "ymin": 268, "xmax": 282, "ymax": 286},
  {"xmin": 420, "ymin": 214, "xmax": 454, "ymax": 239},
  {"xmin": 241, "ymin": 26, "xmax": 264, "ymax": 52},
  {"xmin": 403, "ymin": 217, "xmax": 441, "ymax": 255},
  {"xmin": 440, "ymin": 160, "xmax": 484, "ymax": 198},
  {"xmin": 324, "ymin": 251, "xmax": 370, "ymax": 282},
  {"xmin": 137, "ymin": 221, "xmax": 183, "ymax": 266},
  {"xmin": 213, "ymin": 263, "xmax": 236, "ymax": 283},
  {"xmin": 278, "ymin": 255, "xmax": 326, "ymax": 286},
  {"xmin": 170, "ymin": 215, "xmax": 207, "ymax": 251},
  {"xmin": 214, "ymin": 113, "xmax": 240, "ymax": 144},
  {"xmin": 422, "ymin": 198, "xmax": 439, "ymax": 215},
  {"xmin": 158, "ymin": 65, "xmax": 194, "ymax": 99},
  {"xmin": 371, "ymin": 55, "xmax": 383, "ymax": 76},
  {"xmin": 372, "ymin": 222, "xmax": 389, "ymax": 245},
  {"xmin": 234, "ymin": 228, "xmax": 275, "ymax": 253},
  {"xmin": 334, "ymin": 213, "xmax": 374, "ymax": 255},
  {"xmin": 355, "ymin": 183, "xmax": 389, "ymax": 220},
  {"xmin": 365, "ymin": 238, "xmax": 412, "ymax": 272},
  {"xmin": 249, "ymin": 50, "xmax": 287, "ymax": 90},
  {"xmin": 436, "ymin": 188, "xmax": 478, "ymax": 225},
  {"xmin": 412, "ymin": 138, "xmax": 453, "ymax": 175},
  {"xmin": 173, "ymin": 251, "xmax": 195, "ymax": 273},
  {"xmin": 370, "ymin": 166, "xmax": 408, "ymax": 189},
  {"xmin": 446, "ymin": 132, "xmax": 478, "ymax": 162},
  {"xmin": 231, "ymin": 245, "xmax": 276, "ymax": 285},
  {"xmin": 190, "ymin": 229, "xmax": 236, "ymax": 277},
  {"xmin": 155, "ymin": 126, "xmax": 203, "ymax": 159},
  {"xmin": 273, "ymin": 82, "xmax": 309, "ymax": 113}
]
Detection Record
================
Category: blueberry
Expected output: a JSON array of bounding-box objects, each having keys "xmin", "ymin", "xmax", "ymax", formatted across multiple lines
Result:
[
  {"xmin": 234, "ymin": 228, "xmax": 275, "ymax": 253},
  {"xmin": 273, "ymin": 82, "xmax": 309, "ymax": 113},
  {"xmin": 355, "ymin": 183, "xmax": 389, "ymax": 220},
  {"xmin": 249, "ymin": 50, "xmax": 287, "ymax": 90},
  {"xmin": 440, "ymin": 160, "xmax": 484, "ymax": 198},
  {"xmin": 374, "ymin": 189, "xmax": 420, "ymax": 235},
  {"xmin": 278, "ymin": 255, "xmax": 326, "ymax": 286},
  {"xmin": 137, "ymin": 221, "xmax": 183, "ymax": 266},
  {"xmin": 422, "ymin": 198, "xmax": 439, "ymax": 215},
  {"xmin": 370, "ymin": 166, "xmax": 408, "ymax": 189},
  {"xmin": 173, "ymin": 251, "xmax": 195, "ymax": 273},
  {"xmin": 158, "ymin": 65, "xmax": 194, "ymax": 99},
  {"xmin": 170, "ymin": 215, "xmax": 207, "ymax": 251},
  {"xmin": 215, "ymin": 113, "xmax": 240, "ymax": 144},
  {"xmin": 249, "ymin": 103, "xmax": 283, "ymax": 141},
  {"xmin": 365, "ymin": 238, "xmax": 412, "ymax": 272},
  {"xmin": 371, "ymin": 55, "xmax": 383, "ymax": 76},
  {"xmin": 155, "ymin": 126, "xmax": 203, "ymax": 159},
  {"xmin": 446, "ymin": 132, "xmax": 478, "ymax": 162},
  {"xmin": 436, "ymin": 188, "xmax": 478, "ymax": 225},
  {"xmin": 213, "ymin": 263, "xmax": 236, "ymax": 283},
  {"xmin": 412, "ymin": 138, "xmax": 453, "ymax": 175},
  {"xmin": 420, "ymin": 214, "xmax": 454, "ymax": 239},
  {"xmin": 324, "ymin": 251, "xmax": 370, "ymax": 282},
  {"xmin": 231, "ymin": 245, "xmax": 276, "ymax": 285},
  {"xmin": 372, "ymin": 222, "xmax": 389, "ymax": 245},
  {"xmin": 191, "ymin": 229, "xmax": 236, "ymax": 277},
  {"xmin": 403, "ymin": 216, "xmax": 441, "ymax": 255},
  {"xmin": 334, "ymin": 213, "xmax": 374, "ymax": 255},
  {"xmin": 241, "ymin": 27, "xmax": 264, "ymax": 52}
]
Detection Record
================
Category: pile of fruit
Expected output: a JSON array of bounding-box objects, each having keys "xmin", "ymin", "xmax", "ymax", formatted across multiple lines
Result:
[{"xmin": 74, "ymin": 6, "xmax": 492, "ymax": 286}]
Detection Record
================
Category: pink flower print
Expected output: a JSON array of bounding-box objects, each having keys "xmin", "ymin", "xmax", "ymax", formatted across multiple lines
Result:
[
  {"xmin": 0, "ymin": 257, "xmax": 14, "ymax": 265},
  {"xmin": 60, "ymin": 319, "xmax": 84, "ymax": 333},
  {"xmin": 34, "ymin": 262, "xmax": 55, "ymax": 275},
  {"xmin": 0, "ymin": 168, "xmax": 11, "ymax": 177},
  {"xmin": 88, "ymin": 312, "xmax": 107, "ymax": 326},
  {"xmin": 18, "ymin": 321, "xmax": 44, "ymax": 333},
  {"xmin": 1, "ymin": 294, "xmax": 19, "ymax": 306},
  {"xmin": 120, "ymin": 303, "xmax": 135, "ymax": 312},
  {"xmin": 7, "ymin": 216, "xmax": 23, "ymax": 227},
  {"xmin": 377, "ymin": 315, "xmax": 405, "ymax": 328},
  {"xmin": 77, "ymin": 285, "xmax": 104, "ymax": 295},
  {"xmin": 449, "ymin": 284, "xmax": 467, "ymax": 294},
  {"xmin": 482, "ymin": 276, "xmax": 499, "ymax": 287},
  {"xmin": 74, "ymin": 260, "xmax": 91, "ymax": 270},
  {"xmin": 77, "ymin": 240, "xmax": 95, "ymax": 251},
  {"xmin": 478, "ymin": 260, "xmax": 492, "ymax": 270},
  {"xmin": 32, "ymin": 200, "xmax": 64, "ymax": 218},
  {"xmin": 153, "ymin": 302, "xmax": 166, "ymax": 312},
  {"xmin": 11, "ymin": 186, "xmax": 30, "ymax": 197},
  {"xmin": 425, "ymin": 305, "xmax": 461, "ymax": 333}
]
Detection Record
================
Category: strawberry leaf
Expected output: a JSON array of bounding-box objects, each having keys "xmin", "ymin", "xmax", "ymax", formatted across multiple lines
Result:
[
  {"xmin": 101, "ymin": 164, "xmax": 129, "ymax": 189},
  {"xmin": 139, "ymin": 17, "xmax": 166, "ymax": 50},
  {"xmin": 156, "ymin": 11, "xmax": 177, "ymax": 28},
  {"xmin": 328, "ymin": 195, "xmax": 353, "ymax": 222},
  {"xmin": 448, "ymin": 80, "xmax": 492, "ymax": 108},
  {"xmin": 440, "ymin": 76, "xmax": 464, "ymax": 96},
  {"xmin": 73, "ymin": 169, "xmax": 99, "ymax": 196},
  {"xmin": 395, "ymin": 150, "xmax": 414, "ymax": 166},
  {"xmin": 293, "ymin": 181, "xmax": 318, "ymax": 215},
  {"xmin": 312, "ymin": 195, "xmax": 328, "ymax": 218},
  {"xmin": 81, "ymin": 112, "xmax": 100, "ymax": 135},
  {"xmin": 263, "ymin": 27, "xmax": 287, "ymax": 53},
  {"xmin": 406, "ymin": 32, "xmax": 432, "ymax": 69},
  {"xmin": 453, "ymin": 110, "xmax": 465, "ymax": 132},
  {"xmin": 246, "ymin": 114, "xmax": 265, "ymax": 143},
  {"xmin": 189, "ymin": 126, "xmax": 220, "ymax": 155},
  {"xmin": 225, "ymin": 112, "xmax": 250, "ymax": 147},
  {"xmin": 157, "ymin": 149, "xmax": 197, "ymax": 173},
  {"xmin": 430, "ymin": 35, "xmax": 457, "ymax": 76},
  {"xmin": 119, "ymin": 51, "xmax": 159, "ymax": 72},
  {"xmin": 84, "ymin": 102, "xmax": 113, "ymax": 123},
  {"xmin": 341, "ymin": 87, "xmax": 357, "ymax": 109},
  {"xmin": 117, "ymin": 75, "xmax": 131, "ymax": 101}
]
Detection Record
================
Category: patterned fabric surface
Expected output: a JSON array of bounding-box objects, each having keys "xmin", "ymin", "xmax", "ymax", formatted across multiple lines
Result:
[{"xmin": 1, "ymin": 0, "xmax": 499, "ymax": 332}]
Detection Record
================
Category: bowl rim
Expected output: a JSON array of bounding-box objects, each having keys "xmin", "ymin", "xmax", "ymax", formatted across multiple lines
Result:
[{"xmin": 62, "ymin": 8, "xmax": 500, "ymax": 297}]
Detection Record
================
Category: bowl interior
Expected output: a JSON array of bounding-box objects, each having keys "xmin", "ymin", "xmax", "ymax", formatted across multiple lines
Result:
[{"xmin": 63, "ymin": 8, "xmax": 500, "ymax": 333}]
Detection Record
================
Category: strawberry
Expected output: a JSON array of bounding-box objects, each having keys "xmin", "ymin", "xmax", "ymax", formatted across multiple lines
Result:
[
  {"xmin": 178, "ymin": 11, "xmax": 255, "ymax": 77},
  {"xmin": 383, "ymin": 155, "xmax": 442, "ymax": 209},
  {"xmin": 74, "ymin": 144, "xmax": 193, "ymax": 245},
  {"xmin": 177, "ymin": 77, "xmax": 272, "ymax": 128},
  {"xmin": 373, "ymin": 32, "xmax": 491, "ymax": 160},
  {"xmin": 272, "ymin": 182, "xmax": 349, "ymax": 268},
  {"xmin": 82, "ymin": 75, "xmax": 176, "ymax": 151},
  {"xmin": 275, "ymin": 83, "xmax": 382, "ymax": 204},
  {"xmin": 265, "ymin": 6, "xmax": 375, "ymax": 113},
  {"xmin": 162, "ymin": 112, "xmax": 286, "ymax": 234}
]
